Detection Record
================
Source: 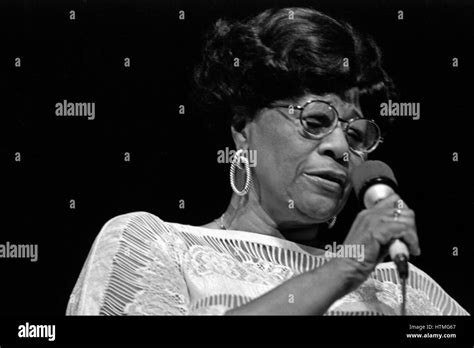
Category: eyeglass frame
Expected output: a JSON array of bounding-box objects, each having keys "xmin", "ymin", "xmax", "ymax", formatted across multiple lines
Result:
[{"xmin": 269, "ymin": 99, "xmax": 384, "ymax": 154}]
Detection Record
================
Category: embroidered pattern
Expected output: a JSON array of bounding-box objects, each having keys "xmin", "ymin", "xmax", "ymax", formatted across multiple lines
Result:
[{"xmin": 66, "ymin": 212, "xmax": 470, "ymax": 316}]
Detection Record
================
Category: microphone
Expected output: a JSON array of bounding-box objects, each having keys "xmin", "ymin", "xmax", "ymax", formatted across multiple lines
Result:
[{"xmin": 351, "ymin": 160, "xmax": 410, "ymax": 280}]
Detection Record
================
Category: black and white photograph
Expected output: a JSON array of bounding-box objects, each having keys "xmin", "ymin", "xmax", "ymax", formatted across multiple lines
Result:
[{"xmin": 2, "ymin": 0, "xmax": 472, "ymax": 345}]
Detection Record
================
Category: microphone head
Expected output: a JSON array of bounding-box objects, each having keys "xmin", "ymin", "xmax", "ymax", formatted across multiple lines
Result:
[{"xmin": 351, "ymin": 160, "xmax": 398, "ymax": 203}]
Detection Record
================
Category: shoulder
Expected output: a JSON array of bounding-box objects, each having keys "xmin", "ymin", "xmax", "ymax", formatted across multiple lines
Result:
[
  {"xmin": 95, "ymin": 211, "xmax": 187, "ymax": 251},
  {"xmin": 66, "ymin": 211, "xmax": 188, "ymax": 315},
  {"xmin": 99, "ymin": 211, "xmax": 168, "ymax": 235},
  {"xmin": 92, "ymin": 210, "xmax": 192, "ymax": 267}
]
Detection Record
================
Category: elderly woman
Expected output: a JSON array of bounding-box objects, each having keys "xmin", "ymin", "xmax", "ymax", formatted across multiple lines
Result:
[{"xmin": 66, "ymin": 7, "xmax": 468, "ymax": 315}]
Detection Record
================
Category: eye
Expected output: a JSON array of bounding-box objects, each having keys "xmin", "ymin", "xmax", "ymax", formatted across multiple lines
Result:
[
  {"xmin": 346, "ymin": 127, "xmax": 364, "ymax": 142},
  {"xmin": 303, "ymin": 113, "xmax": 333, "ymax": 129}
]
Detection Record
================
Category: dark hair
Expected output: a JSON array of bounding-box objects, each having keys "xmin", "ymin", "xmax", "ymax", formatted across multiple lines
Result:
[{"xmin": 192, "ymin": 7, "xmax": 396, "ymax": 132}]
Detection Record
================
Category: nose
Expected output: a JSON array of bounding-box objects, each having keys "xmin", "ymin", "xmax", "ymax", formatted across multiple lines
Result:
[{"xmin": 317, "ymin": 123, "xmax": 350, "ymax": 161}]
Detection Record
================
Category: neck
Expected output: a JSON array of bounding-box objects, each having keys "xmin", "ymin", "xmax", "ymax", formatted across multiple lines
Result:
[{"xmin": 222, "ymin": 184, "xmax": 321, "ymax": 244}]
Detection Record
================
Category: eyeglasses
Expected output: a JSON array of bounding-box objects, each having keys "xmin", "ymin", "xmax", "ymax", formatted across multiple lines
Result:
[{"xmin": 271, "ymin": 99, "xmax": 383, "ymax": 154}]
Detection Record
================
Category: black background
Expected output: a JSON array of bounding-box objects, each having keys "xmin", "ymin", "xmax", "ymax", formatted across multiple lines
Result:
[{"xmin": 1, "ymin": 0, "xmax": 472, "ymax": 318}]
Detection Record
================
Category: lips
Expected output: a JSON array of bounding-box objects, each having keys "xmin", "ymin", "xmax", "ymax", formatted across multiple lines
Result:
[{"xmin": 304, "ymin": 170, "xmax": 348, "ymax": 188}]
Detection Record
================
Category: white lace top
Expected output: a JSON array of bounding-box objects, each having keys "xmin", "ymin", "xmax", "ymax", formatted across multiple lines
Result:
[{"xmin": 66, "ymin": 211, "xmax": 469, "ymax": 316}]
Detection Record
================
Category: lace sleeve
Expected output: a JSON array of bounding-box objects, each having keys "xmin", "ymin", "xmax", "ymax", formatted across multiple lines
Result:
[
  {"xmin": 402, "ymin": 262, "xmax": 470, "ymax": 315},
  {"xmin": 66, "ymin": 212, "xmax": 190, "ymax": 315},
  {"xmin": 365, "ymin": 262, "xmax": 469, "ymax": 315},
  {"xmin": 325, "ymin": 261, "xmax": 469, "ymax": 316}
]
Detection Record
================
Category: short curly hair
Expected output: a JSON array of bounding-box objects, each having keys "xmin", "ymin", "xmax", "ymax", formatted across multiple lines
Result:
[{"xmin": 192, "ymin": 7, "xmax": 396, "ymax": 132}]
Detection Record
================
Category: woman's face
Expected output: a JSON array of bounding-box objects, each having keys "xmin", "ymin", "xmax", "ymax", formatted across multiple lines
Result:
[{"xmin": 242, "ymin": 90, "xmax": 365, "ymax": 229}]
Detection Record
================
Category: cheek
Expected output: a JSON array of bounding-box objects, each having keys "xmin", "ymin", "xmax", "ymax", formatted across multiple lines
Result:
[
  {"xmin": 341, "ymin": 152, "xmax": 364, "ymax": 197},
  {"xmin": 252, "ymin": 117, "xmax": 310, "ymax": 190},
  {"xmin": 347, "ymin": 152, "xmax": 365, "ymax": 175}
]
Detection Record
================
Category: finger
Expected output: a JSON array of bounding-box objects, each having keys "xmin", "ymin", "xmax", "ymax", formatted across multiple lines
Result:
[
  {"xmin": 347, "ymin": 209, "xmax": 373, "ymax": 239},
  {"xmin": 377, "ymin": 220, "xmax": 421, "ymax": 256},
  {"xmin": 380, "ymin": 212, "xmax": 415, "ymax": 225},
  {"xmin": 372, "ymin": 221, "xmax": 408, "ymax": 245},
  {"xmin": 372, "ymin": 193, "xmax": 402, "ymax": 209},
  {"xmin": 399, "ymin": 227, "xmax": 421, "ymax": 256},
  {"xmin": 380, "ymin": 208, "xmax": 419, "ymax": 255},
  {"xmin": 363, "ymin": 207, "xmax": 414, "ymax": 228},
  {"xmin": 353, "ymin": 207, "xmax": 410, "ymax": 240}
]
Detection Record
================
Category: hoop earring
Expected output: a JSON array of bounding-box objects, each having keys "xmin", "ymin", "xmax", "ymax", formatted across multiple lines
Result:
[
  {"xmin": 327, "ymin": 216, "xmax": 337, "ymax": 229},
  {"xmin": 230, "ymin": 149, "xmax": 252, "ymax": 196}
]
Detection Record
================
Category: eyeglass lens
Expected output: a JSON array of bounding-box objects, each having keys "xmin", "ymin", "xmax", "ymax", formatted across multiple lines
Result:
[{"xmin": 301, "ymin": 101, "xmax": 379, "ymax": 152}]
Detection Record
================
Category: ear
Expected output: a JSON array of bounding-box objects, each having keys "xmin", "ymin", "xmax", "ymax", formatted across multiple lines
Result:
[{"xmin": 231, "ymin": 123, "xmax": 251, "ymax": 150}]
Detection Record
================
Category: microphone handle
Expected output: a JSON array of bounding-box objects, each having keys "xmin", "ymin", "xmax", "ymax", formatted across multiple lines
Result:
[
  {"xmin": 390, "ymin": 239, "xmax": 409, "ymax": 279},
  {"xmin": 390, "ymin": 239, "xmax": 409, "ymax": 315}
]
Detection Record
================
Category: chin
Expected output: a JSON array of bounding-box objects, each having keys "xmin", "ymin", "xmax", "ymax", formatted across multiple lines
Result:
[{"xmin": 296, "ymin": 193, "xmax": 342, "ymax": 222}]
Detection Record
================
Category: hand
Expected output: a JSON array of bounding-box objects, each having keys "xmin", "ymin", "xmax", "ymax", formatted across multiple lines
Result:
[{"xmin": 338, "ymin": 193, "xmax": 420, "ymax": 290}]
